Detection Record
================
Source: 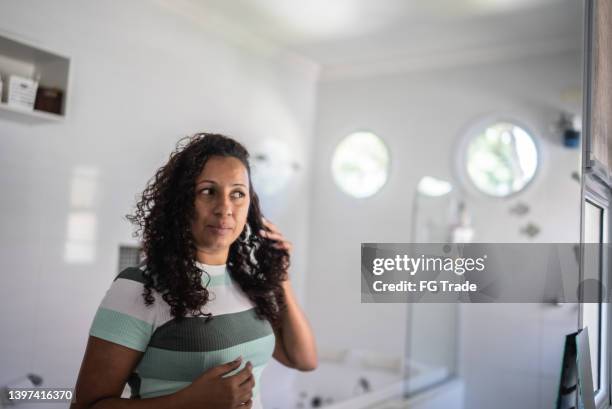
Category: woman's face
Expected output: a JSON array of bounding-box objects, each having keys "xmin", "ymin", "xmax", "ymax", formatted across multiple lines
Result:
[{"xmin": 191, "ymin": 155, "xmax": 251, "ymax": 263}]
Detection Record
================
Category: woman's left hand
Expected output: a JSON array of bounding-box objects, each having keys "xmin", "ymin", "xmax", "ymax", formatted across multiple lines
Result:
[{"xmin": 259, "ymin": 218, "xmax": 293, "ymax": 255}]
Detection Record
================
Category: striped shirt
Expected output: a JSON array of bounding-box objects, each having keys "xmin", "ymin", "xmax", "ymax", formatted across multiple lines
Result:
[{"xmin": 89, "ymin": 262, "xmax": 275, "ymax": 409}]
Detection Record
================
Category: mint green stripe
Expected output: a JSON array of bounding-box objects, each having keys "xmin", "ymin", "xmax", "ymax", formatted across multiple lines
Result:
[
  {"xmin": 203, "ymin": 273, "xmax": 231, "ymax": 287},
  {"xmin": 139, "ymin": 378, "xmax": 191, "ymax": 398},
  {"xmin": 251, "ymin": 366, "xmax": 264, "ymax": 397},
  {"xmin": 139, "ymin": 367, "xmax": 265, "ymax": 399},
  {"xmin": 89, "ymin": 307, "xmax": 153, "ymax": 352},
  {"xmin": 137, "ymin": 333, "xmax": 275, "ymax": 382}
]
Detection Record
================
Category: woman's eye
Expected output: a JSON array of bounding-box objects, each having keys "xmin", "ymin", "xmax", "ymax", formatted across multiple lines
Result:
[
  {"xmin": 231, "ymin": 191, "xmax": 246, "ymax": 199},
  {"xmin": 200, "ymin": 188, "xmax": 213, "ymax": 195}
]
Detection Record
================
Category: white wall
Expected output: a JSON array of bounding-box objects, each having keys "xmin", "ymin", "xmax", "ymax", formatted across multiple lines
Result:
[
  {"xmin": 0, "ymin": 0, "xmax": 318, "ymax": 406},
  {"xmin": 308, "ymin": 50, "xmax": 582, "ymax": 408}
]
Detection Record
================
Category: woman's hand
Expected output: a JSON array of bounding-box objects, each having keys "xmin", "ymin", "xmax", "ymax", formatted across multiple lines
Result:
[
  {"xmin": 259, "ymin": 218, "xmax": 293, "ymax": 254},
  {"xmin": 177, "ymin": 357, "xmax": 255, "ymax": 408}
]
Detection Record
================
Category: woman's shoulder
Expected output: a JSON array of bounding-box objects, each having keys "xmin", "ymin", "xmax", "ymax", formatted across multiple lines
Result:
[
  {"xmin": 108, "ymin": 264, "xmax": 167, "ymax": 307},
  {"xmin": 91, "ymin": 264, "xmax": 159, "ymax": 352},
  {"xmin": 114, "ymin": 264, "xmax": 147, "ymax": 285},
  {"xmin": 103, "ymin": 265, "xmax": 153, "ymax": 306}
]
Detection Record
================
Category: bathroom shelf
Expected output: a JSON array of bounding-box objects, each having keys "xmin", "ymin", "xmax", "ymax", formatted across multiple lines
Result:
[
  {"xmin": 0, "ymin": 31, "xmax": 70, "ymax": 122},
  {"xmin": 0, "ymin": 101, "xmax": 64, "ymax": 123}
]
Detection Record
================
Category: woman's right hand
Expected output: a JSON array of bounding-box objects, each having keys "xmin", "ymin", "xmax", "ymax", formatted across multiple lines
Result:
[{"xmin": 178, "ymin": 357, "xmax": 255, "ymax": 409}]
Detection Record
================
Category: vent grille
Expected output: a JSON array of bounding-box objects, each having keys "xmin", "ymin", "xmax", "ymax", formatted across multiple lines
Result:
[{"xmin": 118, "ymin": 245, "xmax": 143, "ymax": 272}]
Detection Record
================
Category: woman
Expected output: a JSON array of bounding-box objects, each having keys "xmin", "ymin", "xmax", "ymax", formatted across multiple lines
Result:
[{"xmin": 71, "ymin": 133, "xmax": 317, "ymax": 409}]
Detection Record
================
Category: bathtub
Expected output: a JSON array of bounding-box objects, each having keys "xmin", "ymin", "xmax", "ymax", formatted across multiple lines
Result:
[{"xmin": 284, "ymin": 352, "xmax": 450, "ymax": 409}]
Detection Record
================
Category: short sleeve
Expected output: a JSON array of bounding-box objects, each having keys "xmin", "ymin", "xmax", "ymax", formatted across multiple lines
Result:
[{"xmin": 89, "ymin": 267, "xmax": 156, "ymax": 352}]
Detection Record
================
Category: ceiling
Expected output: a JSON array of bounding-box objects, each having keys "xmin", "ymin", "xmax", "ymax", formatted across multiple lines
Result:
[{"xmin": 157, "ymin": 0, "xmax": 582, "ymax": 78}]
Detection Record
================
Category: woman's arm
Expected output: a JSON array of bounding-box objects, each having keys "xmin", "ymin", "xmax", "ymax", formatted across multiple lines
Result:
[
  {"xmin": 272, "ymin": 279, "xmax": 318, "ymax": 371},
  {"xmin": 72, "ymin": 336, "xmax": 254, "ymax": 409},
  {"xmin": 259, "ymin": 218, "xmax": 318, "ymax": 371},
  {"xmin": 71, "ymin": 336, "xmax": 183, "ymax": 409}
]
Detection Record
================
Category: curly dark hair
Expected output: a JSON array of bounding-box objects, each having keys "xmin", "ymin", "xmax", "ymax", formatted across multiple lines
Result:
[{"xmin": 126, "ymin": 133, "xmax": 288, "ymax": 327}]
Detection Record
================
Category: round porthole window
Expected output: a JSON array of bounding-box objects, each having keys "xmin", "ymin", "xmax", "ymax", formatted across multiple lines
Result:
[
  {"xmin": 331, "ymin": 131, "xmax": 389, "ymax": 198},
  {"xmin": 465, "ymin": 121, "xmax": 539, "ymax": 197}
]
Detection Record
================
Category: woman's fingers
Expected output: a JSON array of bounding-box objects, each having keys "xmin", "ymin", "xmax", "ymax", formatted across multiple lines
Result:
[
  {"xmin": 237, "ymin": 387, "xmax": 253, "ymax": 403},
  {"xmin": 230, "ymin": 362, "xmax": 252, "ymax": 386},
  {"xmin": 261, "ymin": 218, "xmax": 280, "ymax": 234},
  {"xmin": 272, "ymin": 241, "xmax": 293, "ymax": 252},
  {"xmin": 259, "ymin": 230, "xmax": 284, "ymax": 241},
  {"xmin": 260, "ymin": 218, "xmax": 292, "ymax": 253},
  {"xmin": 238, "ymin": 371, "xmax": 255, "ymax": 388},
  {"xmin": 261, "ymin": 231, "xmax": 292, "ymax": 249}
]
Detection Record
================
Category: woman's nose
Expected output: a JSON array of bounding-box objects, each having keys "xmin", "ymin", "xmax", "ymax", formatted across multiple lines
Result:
[{"xmin": 214, "ymin": 195, "xmax": 233, "ymax": 216}]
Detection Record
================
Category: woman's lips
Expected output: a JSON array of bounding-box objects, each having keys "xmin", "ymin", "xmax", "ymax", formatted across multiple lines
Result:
[{"xmin": 207, "ymin": 225, "xmax": 233, "ymax": 236}]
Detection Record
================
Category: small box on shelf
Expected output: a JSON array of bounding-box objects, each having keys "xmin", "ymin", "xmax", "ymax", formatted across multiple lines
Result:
[
  {"xmin": 34, "ymin": 86, "xmax": 63, "ymax": 115},
  {"xmin": 7, "ymin": 75, "xmax": 38, "ymax": 111}
]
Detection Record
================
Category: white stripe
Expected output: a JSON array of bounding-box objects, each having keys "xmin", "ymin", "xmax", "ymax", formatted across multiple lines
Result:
[
  {"xmin": 202, "ymin": 279, "xmax": 255, "ymax": 316},
  {"xmin": 100, "ymin": 278, "xmax": 158, "ymax": 325},
  {"xmin": 195, "ymin": 262, "xmax": 227, "ymax": 276},
  {"xmin": 152, "ymin": 279, "xmax": 256, "ymax": 331},
  {"xmin": 103, "ymin": 275, "xmax": 256, "ymax": 332}
]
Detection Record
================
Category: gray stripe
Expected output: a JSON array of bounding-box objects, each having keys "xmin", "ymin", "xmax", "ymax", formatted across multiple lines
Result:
[
  {"xmin": 114, "ymin": 267, "xmax": 146, "ymax": 284},
  {"xmin": 149, "ymin": 308, "xmax": 273, "ymax": 352},
  {"xmin": 114, "ymin": 266, "xmax": 227, "ymax": 287}
]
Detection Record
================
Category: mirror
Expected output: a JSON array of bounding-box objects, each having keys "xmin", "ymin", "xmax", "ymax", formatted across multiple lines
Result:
[{"xmin": 302, "ymin": 0, "xmax": 584, "ymax": 408}]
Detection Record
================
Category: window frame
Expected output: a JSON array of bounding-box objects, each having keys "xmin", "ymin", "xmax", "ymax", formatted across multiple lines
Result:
[
  {"xmin": 581, "ymin": 0, "xmax": 612, "ymax": 405},
  {"xmin": 580, "ymin": 173, "xmax": 611, "ymax": 408}
]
